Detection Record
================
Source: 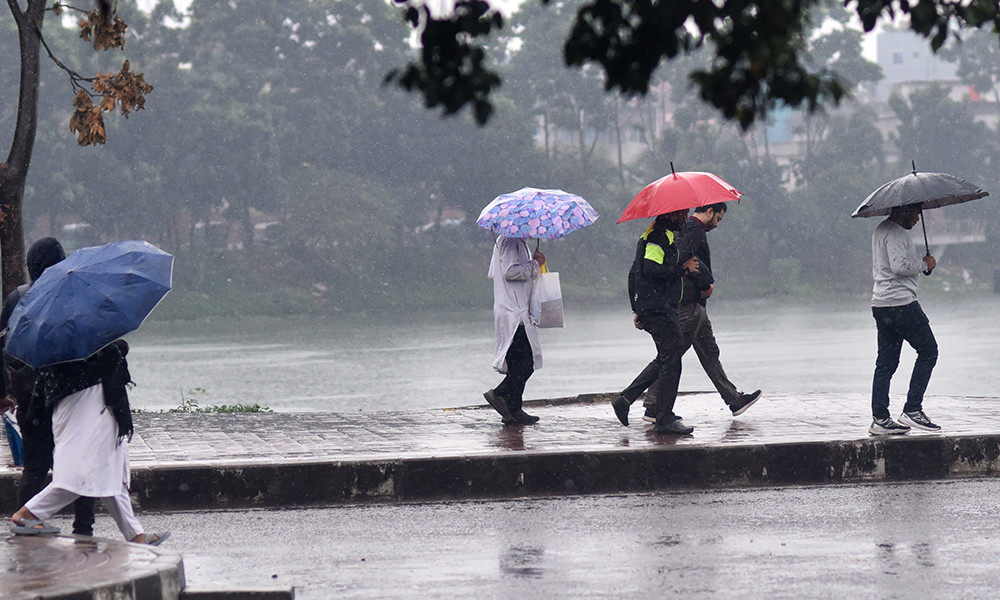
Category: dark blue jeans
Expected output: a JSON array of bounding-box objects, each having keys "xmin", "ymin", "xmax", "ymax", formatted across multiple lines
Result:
[{"xmin": 871, "ymin": 301, "xmax": 938, "ymax": 420}]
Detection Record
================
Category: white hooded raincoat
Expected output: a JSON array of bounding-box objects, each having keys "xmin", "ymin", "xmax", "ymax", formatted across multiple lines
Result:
[{"xmin": 488, "ymin": 236, "xmax": 543, "ymax": 373}]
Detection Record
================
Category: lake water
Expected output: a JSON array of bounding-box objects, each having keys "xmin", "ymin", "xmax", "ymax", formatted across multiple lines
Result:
[{"xmin": 125, "ymin": 296, "xmax": 1000, "ymax": 412}]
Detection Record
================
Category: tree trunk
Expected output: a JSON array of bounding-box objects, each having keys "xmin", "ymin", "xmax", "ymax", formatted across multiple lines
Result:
[{"xmin": 1, "ymin": 0, "xmax": 46, "ymax": 298}]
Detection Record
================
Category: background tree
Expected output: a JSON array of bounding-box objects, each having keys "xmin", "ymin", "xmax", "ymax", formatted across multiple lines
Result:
[
  {"xmin": 791, "ymin": 2, "xmax": 883, "ymax": 186},
  {"xmin": 7, "ymin": 0, "xmax": 996, "ymax": 317},
  {"xmin": 388, "ymin": 0, "xmax": 1000, "ymax": 130},
  {"xmin": 941, "ymin": 27, "xmax": 1000, "ymax": 110},
  {"xmin": 1, "ymin": 0, "xmax": 152, "ymax": 296}
]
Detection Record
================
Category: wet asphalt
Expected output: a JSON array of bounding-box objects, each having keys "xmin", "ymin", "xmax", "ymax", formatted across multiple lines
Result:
[{"xmin": 61, "ymin": 477, "xmax": 1000, "ymax": 599}]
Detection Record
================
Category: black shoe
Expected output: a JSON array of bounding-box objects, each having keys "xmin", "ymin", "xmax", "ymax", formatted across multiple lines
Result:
[
  {"xmin": 611, "ymin": 394, "xmax": 630, "ymax": 426},
  {"xmin": 484, "ymin": 389, "xmax": 513, "ymax": 419},
  {"xmin": 730, "ymin": 389, "xmax": 762, "ymax": 416},
  {"xmin": 641, "ymin": 406, "xmax": 657, "ymax": 424},
  {"xmin": 503, "ymin": 409, "xmax": 539, "ymax": 425},
  {"xmin": 653, "ymin": 418, "xmax": 694, "ymax": 435}
]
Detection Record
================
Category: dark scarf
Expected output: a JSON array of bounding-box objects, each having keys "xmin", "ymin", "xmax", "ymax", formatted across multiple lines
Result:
[{"xmin": 29, "ymin": 339, "xmax": 134, "ymax": 443}]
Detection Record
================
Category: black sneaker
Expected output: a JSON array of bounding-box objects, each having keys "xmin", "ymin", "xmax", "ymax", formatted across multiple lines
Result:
[
  {"xmin": 652, "ymin": 418, "xmax": 694, "ymax": 435},
  {"xmin": 503, "ymin": 409, "xmax": 539, "ymax": 425},
  {"xmin": 868, "ymin": 417, "xmax": 910, "ymax": 435},
  {"xmin": 730, "ymin": 390, "xmax": 761, "ymax": 416},
  {"xmin": 611, "ymin": 395, "xmax": 630, "ymax": 426},
  {"xmin": 641, "ymin": 406, "xmax": 656, "ymax": 424},
  {"xmin": 484, "ymin": 390, "xmax": 513, "ymax": 420},
  {"xmin": 899, "ymin": 410, "xmax": 941, "ymax": 431}
]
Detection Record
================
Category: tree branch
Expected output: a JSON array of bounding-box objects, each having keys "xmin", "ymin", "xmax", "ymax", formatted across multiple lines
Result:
[{"xmin": 36, "ymin": 25, "xmax": 96, "ymax": 95}]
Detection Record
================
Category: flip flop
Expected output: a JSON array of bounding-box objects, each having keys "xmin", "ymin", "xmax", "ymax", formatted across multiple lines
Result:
[
  {"xmin": 139, "ymin": 531, "xmax": 170, "ymax": 546},
  {"xmin": 10, "ymin": 519, "xmax": 61, "ymax": 535}
]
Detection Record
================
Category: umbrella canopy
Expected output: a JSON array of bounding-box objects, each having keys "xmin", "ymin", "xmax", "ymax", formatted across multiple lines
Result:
[
  {"xmin": 476, "ymin": 187, "xmax": 599, "ymax": 239},
  {"xmin": 5, "ymin": 240, "xmax": 174, "ymax": 369},
  {"xmin": 851, "ymin": 168, "xmax": 989, "ymax": 218},
  {"xmin": 618, "ymin": 166, "xmax": 742, "ymax": 224}
]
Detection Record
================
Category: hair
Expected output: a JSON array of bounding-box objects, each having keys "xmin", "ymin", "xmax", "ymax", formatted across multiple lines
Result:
[{"xmin": 694, "ymin": 202, "xmax": 728, "ymax": 214}]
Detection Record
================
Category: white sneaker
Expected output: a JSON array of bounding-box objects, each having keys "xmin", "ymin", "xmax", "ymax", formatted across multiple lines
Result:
[
  {"xmin": 869, "ymin": 417, "xmax": 910, "ymax": 435},
  {"xmin": 899, "ymin": 410, "xmax": 941, "ymax": 431}
]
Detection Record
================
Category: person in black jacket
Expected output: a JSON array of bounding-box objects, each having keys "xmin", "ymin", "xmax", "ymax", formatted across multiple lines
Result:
[
  {"xmin": 639, "ymin": 203, "xmax": 761, "ymax": 423},
  {"xmin": 612, "ymin": 210, "xmax": 699, "ymax": 434},
  {"xmin": 1, "ymin": 238, "xmax": 96, "ymax": 536}
]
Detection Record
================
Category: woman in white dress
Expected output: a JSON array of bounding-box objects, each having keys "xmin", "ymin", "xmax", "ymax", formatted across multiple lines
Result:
[{"xmin": 10, "ymin": 340, "xmax": 168, "ymax": 544}]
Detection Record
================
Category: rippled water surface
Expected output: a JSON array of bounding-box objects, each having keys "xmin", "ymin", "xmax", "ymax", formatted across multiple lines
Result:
[{"xmin": 125, "ymin": 296, "xmax": 1000, "ymax": 412}]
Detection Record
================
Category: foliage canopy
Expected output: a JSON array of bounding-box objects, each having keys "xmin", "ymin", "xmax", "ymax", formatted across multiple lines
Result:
[{"xmin": 387, "ymin": 0, "xmax": 1000, "ymax": 129}]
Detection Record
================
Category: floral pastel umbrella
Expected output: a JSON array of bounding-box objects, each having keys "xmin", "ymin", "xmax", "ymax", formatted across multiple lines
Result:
[{"xmin": 476, "ymin": 187, "xmax": 599, "ymax": 239}]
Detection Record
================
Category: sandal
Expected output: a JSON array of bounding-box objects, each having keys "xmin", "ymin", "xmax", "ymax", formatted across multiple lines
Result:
[
  {"xmin": 138, "ymin": 531, "xmax": 170, "ymax": 546},
  {"xmin": 10, "ymin": 519, "xmax": 61, "ymax": 535}
]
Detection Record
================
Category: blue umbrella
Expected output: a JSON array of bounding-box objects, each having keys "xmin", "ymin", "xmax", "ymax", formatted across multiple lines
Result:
[
  {"xmin": 476, "ymin": 187, "xmax": 599, "ymax": 239},
  {"xmin": 5, "ymin": 240, "xmax": 173, "ymax": 369}
]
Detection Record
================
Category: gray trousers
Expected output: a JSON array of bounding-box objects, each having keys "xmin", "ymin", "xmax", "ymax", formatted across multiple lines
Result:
[{"xmin": 643, "ymin": 302, "xmax": 740, "ymax": 409}]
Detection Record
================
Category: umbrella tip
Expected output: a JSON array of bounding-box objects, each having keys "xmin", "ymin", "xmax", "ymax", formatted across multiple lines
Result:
[
  {"xmin": 911, "ymin": 159, "xmax": 917, "ymax": 175},
  {"xmin": 670, "ymin": 161, "xmax": 676, "ymax": 176}
]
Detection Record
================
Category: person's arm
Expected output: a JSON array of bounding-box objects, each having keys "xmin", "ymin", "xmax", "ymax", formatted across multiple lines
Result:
[
  {"xmin": 499, "ymin": 238, "xmax": 541, "ymax": 281},
  {"xmin": 0, "ymin": 291, "xmax": 19, "ymax": 403},
  {"xmin": 683, "ymin": 221, "xmax": 713, "ymax": 289},
  {"xmin": 642, "ymin": 230, "xmax": 698, "ymax": 283},
  {"xmin": 886, "ymin": 227, "xmax": 929, "ymax": 276}
]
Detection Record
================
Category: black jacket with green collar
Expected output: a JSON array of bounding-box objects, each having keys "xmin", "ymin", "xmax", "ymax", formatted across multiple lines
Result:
[{"xmin": 627, "ymin": 224, "xmax": 692, "ymax": 317}]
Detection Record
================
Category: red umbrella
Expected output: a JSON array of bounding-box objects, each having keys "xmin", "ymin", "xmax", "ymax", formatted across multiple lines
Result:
[{"xmin": 618, "ymin": 164, "xmax": 742, "ymax": 223}]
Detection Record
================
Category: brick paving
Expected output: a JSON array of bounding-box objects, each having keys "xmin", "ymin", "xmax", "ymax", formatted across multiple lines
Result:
[{"xmin": 115, "ymin": 391, "xmax": 1000, "ymax": 468}]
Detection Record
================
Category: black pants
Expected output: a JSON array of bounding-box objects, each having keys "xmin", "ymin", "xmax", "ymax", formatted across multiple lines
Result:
[
  {"xmin": 495, "ymin": 324, "xmax": 534, "ymax": 413},
  {"xmin": 17, "ymin": 414, "xmax": 96, "ymax": 535},
  {"xmin": 622, "ymin": 312, "xmax": 683, "ymax": 424},
  {"xmin": 871, "ymin": 301, "xmax": 938, "ymax": 420}
]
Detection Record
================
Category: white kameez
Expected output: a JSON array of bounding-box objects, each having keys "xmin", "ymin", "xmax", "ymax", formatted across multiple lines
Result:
[
  {"xmin": 50, "ymin": 383, "xmax": 130, "ymax": 496},
  {"xmin": 488, "ymin": 236, "xmax": 543, "ymax": 373}
]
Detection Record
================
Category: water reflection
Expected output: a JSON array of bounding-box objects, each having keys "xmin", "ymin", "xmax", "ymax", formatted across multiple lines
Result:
[
  {"xmin": 125, "ymin": 297, "xmax": 1000, "ymax": 413},
  {"xmin": 499, "ymin": 545, "xmax": 545, "ymax": 578},
  {"xmin": 491, "ymin": 427, "xmax": 526, "ymax": 451}
]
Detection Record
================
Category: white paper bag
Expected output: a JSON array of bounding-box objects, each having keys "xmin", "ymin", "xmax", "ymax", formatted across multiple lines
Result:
[{"xmin": 530, "ymin": 271, "xmax": 564, "ymax": 328}]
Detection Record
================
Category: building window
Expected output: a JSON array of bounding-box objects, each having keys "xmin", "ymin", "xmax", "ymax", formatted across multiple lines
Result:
[{"xmin": 893, "ymin": 51, "xmax": 904, "ymax": 64}]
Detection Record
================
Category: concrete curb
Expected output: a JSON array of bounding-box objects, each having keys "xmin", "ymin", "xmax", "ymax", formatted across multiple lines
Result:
[{"xmin": 121, "ymin": 433, "xmax": 1000, "ymax": 511}]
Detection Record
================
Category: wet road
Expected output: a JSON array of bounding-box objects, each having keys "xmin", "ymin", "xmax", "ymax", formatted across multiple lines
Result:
[{"xmin": 67, "ymin": 478, "xmax": 1000, "ymax": 599}]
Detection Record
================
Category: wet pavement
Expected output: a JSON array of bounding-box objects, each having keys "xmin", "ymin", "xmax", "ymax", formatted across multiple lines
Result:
[
  {"xmin": 49, "ymin": 478, "xmax": 1000, "ymax": 600},
  {"xmin": 2, "ymin": 391, "xmax": 1000, "ymax": 598},
  {"xmin": 117, "ymin": 390, "xmax": 998, "ymax": 464},
  {"xmin": 0, "ymin": 534, "xmax": 183, "ymax": 600}
]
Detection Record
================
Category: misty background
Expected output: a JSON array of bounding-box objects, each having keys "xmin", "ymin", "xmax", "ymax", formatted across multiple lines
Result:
[{"xmin": 2, "ymin": 0, "xmax": 999, "ymax": 321}]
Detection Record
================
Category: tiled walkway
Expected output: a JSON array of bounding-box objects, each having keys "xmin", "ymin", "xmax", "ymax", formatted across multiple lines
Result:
[{"xmin": 120, "ymin": 391, "xmax": 999, "ymax": 467}]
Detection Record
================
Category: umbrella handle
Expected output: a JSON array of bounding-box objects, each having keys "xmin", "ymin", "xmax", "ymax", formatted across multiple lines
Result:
[{"xmin": 919, "ymin": 211, "xmax": 932, "ymax": 276}]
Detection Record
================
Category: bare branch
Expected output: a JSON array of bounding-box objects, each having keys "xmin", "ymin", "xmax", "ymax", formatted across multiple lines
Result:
[{"xmin": 36, "ymin": 25, "xmax": 96, "ymax": 96}]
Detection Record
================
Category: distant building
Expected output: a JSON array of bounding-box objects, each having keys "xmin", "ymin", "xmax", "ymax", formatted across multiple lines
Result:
[{"xmin": 873, "ymin": 29, "xmax": 959, "ymax": 103}]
